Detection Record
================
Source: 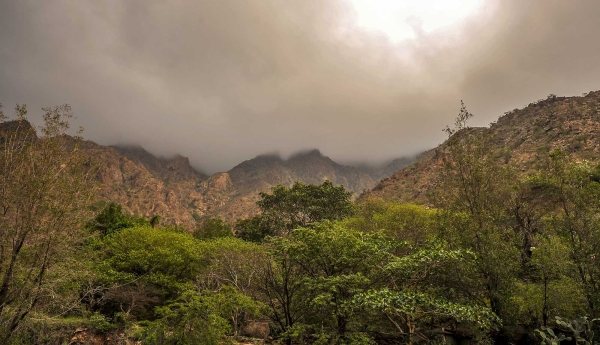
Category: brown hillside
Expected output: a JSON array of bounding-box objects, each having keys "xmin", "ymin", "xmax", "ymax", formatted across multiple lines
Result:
[
  {"xmin": 0, "ymin": 120, "xmax": 419, "ymax": 228},
  {"xmin": 362, "ymin": 90, "xmax": 600, "ymax": 203},
  {"xmin": 84, "ymin": 144, "xmax": 401, "ymax": 228},
  {"xmin": 80, "ymin": 142, "xmax": 208, "ymax": 226}
]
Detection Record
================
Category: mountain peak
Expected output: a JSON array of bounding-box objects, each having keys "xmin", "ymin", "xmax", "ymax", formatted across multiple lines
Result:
[
  {"xmin": 289, "ymin": 148, "xmax": 323, "ymax": 159},
  {"xmin": 112, "ymin": 145, "xmax": 207, "ymax": 180},
  {"xmin": 287, "ymin": 149, "xmax": 329, "ymax": 165}
]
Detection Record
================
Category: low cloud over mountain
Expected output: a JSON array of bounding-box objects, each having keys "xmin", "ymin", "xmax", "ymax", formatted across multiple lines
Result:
[{"xmin": 1, "ymin": 1, "xmax": 599, "ymax": 173}]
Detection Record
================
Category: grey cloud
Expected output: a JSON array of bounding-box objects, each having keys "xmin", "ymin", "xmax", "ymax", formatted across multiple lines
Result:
[{"xmin": 1, "ymin": 0, "xmax": 599, "ymax": 173}]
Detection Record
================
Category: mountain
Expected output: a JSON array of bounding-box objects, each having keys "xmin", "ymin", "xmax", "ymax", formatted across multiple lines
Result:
[
  {"xmin": 113, "ymin": 145, "xmax": 208, "ymax": 183},
  {"xmin": 8, "ymin": 90, "xmax": 598, "ymax": 228},
  {"xmin": 228, "ymin": 149, "xmax": 376, "ymax": 194},
  {"xmin": 79, "ymin": 141, "xmax": 210, "ymax": 226},
  {"xmin": 205, "ymin": 149, "xmax": 379, "ymax": 221},
  {"xmin": 80, "ymin": 143, "xmax": 400, "ymax": 227},
  {"xmin": 361, "ymin": 90, "xmax": 600, "ymax": 203}
]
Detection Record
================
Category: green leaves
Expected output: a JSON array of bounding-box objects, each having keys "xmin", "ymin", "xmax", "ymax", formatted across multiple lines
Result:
[
  {"xmin": 236, "ymin": 181, "xmax": 355, "ymax": 242},
  {"xmin": 535, "ymin": 316, "xmax": 600, "ymax": 345},
  {"xmin": 89, "ymin": 227, "xmax": 268, "ymax": 339},
  {"xmin": 257, "ymin": 181, "xmax": 354, "ymax": 228},
  {"xmin": 95, "ymin": 226, "xmax": 207, "ymax": 293},
  {"xmin": 352, "ymin": 288, "xmax": 500, "ymax": 330},
  {"xmin": 194, "ymin": 215, "xmax": 232, "ymax": 239},
  {"xmin": 198, "ymin": 236, "xmax": 266, "ymax": 293},
  {"xmin": 88, "ymin": 202, "xmax": 135, "ymax": 236},
  {"xmin": 345, "ymin": 200, "xmax": 437, "ymax": 245},
  {"xmin": 385, "ymin": 242, "xmax": 473, "ymax": 279},
  {"xmin": 536, "ymin": 325, "xmax": 571, "ymax": 345},
  {"xmin": 0, "ymin": 104, "xmax": 97, "ymax": 342},
  {"xmin": 140, "ymin": 290, "xmax": 231, "ymax": 345},
  {"xmin": 262, "ymin": 222, "xmax": 500, "ymax": 341}
]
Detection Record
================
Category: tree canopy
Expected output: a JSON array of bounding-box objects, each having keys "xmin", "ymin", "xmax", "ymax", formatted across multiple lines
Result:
[{"xmin": 235, "ymin": 180, "xmax": 354, "ymax": 242}]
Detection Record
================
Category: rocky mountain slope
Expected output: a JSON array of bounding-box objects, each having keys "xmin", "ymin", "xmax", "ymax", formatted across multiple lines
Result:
[
  {"xmin": 7, "ymin": 90, "xmax": 598, "ymax": 228},
  {"xmin": 361, "ymin": 90, "xmax": 600, "ymax": 203},
  {"xmin": 79, "ymin": 141, "xmax": 208, "ymax": 226},
  {"xmin": 216, "ymin": 149, "xmax": 381, "ymax": 220},
  {"xmin": 82, "ymin": 144, "xmax": 405, "ymax": 227}
]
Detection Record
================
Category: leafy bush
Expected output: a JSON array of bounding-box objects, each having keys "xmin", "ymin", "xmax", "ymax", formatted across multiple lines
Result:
[
  {"xmin": 140, "ymin": 291, "xmax": 230, "ymax": 345},
  {"xmin": 536, "ymin": 316, "xmax": 600, "ymax": 344}
]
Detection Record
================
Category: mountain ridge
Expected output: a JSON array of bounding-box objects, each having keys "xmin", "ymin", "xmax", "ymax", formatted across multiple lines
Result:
[
  {"xmin": 11, "ymin": 89, "xmax": 597, "ymax": 228},
  {"xmin": 74, "ymin": 141, "xmax": 413, "ymax": 227},
  {"xmin": 361, "ymin": 90, "xmax": 600, "ymax": 203}
]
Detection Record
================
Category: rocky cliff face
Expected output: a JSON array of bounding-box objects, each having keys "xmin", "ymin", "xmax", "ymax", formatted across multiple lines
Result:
[
  {"xmin": 114, "ymin": 145, "xmax": 207, "ymax": 184},
  {"xmin": 80, "ymin": 142, "xmax": 208, "ymax": 226},
  {"xmin": 362, "ymin": 90, "xmax": 600, "ymax": 203},
  {"xmin": 82, "ymin": 144, "xmax": 397, "ymax": 228}
]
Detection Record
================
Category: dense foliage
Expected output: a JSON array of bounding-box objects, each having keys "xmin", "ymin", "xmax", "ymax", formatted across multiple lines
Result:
[{"xmin": 235, "ymin": 181, "xmax": 355, "ymax": 242}]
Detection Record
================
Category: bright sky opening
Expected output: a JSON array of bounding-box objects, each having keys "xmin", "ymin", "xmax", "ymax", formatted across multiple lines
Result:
[{"xmin": 347, "ymin": 0, "xmax": 485, "ymax": 42}]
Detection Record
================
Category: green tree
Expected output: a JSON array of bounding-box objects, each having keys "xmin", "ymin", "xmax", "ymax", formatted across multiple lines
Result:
[
  {"xmin": 357, "ymin": 240, "xmax": 500, "ymax": 344},
  {"xmin": 198, "ymin": 237, "xmax": 266, "ymax": 295},
  {"xmin": 256, "ymin": 236, "xmax": 308, "ymax": 344},
  {"xmin": 353, "ymin": 289, "xmax": 498, "ymax": 344},
  {"xmin": 90, "ymin": 226, "xmax": 206, "ymax": 320},
  {"xmin": 236, "ymin": 181, "xmax": 354, "ymax": 242},
  {"xmin": 533, "ymin": 237, "xmax": 579, "ymax": 326},
  {"xmin": 544, "ymin": 151, "xmax": 600, "ymax": 314},
  {"xmin": 507, "ymin": 175, "xmax": 555, "ymax": 266},
  {"xmin": 87, "ymin": 202, "xmax": 134, "ymax": 236},
  {"xmin": 0, "ymin": 104, "xmax": 97, "ymax": 342},
  {"xmin": 149, "ymin": 215, "xmax": 161, "ymax": 228},
  {"xmin": 194, "ymin": 215, "xmax": 232, "ymax": 239},
  {"xmin": 208, "ymin": 285, "xmax": 263, "ymax": 337},
  {"xmin": 510, "ymin": 236, "xmax": 586, "ymax": 327},
  {"xmin": 141, "ymin": 290, "xmax": 230, "ymax": 345},
  {"xmin": 347, "ymin": 199, "xmax": 436, "ymax": 245},
  {"xmin": 142, "ymin": 286, "xmax": 262, "ymax": 344},
  {"xmin": 259, "ymin": 222, "xmax": 499, "ymax": 344},
  {"xmin": 434, "ymin": 102, "xmax": 520, "ymax": 319},
  {"xmin": 283, "ymin": 223, "xmax": 392, "ymax": 342}
]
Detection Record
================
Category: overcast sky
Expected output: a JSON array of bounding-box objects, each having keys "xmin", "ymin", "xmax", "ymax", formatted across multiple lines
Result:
[{"xmin": 1, "ymin": 1, "xmax": 599, "ymax": 173}]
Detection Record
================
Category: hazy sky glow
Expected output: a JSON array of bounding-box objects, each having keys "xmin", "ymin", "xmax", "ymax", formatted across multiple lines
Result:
[
  {"xmin": 1, "ymin": 1, "xmax": 599, "ymax": 173},
  {"xmin": 348, "ymin": 0, "xmax": 485, "ymax": 42}
]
